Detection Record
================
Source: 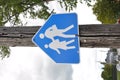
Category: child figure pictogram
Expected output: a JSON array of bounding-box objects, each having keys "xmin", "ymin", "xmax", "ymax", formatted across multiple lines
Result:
[
  {"xmin": 44, "ymin": 24, "xmax": 75, "ymax": 41},
  {"xmin": 39, "ymin": 24, "xmax": 76, "ymax": 54},
  {"xmin": 44, "ymin": 39, "xmax": 75, "ymax": 54}
]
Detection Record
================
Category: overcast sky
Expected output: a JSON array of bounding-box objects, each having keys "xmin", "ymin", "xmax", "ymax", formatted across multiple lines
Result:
[{"xmin": 0, "ymin": 1, "xmax": 108, "ymax": 80}]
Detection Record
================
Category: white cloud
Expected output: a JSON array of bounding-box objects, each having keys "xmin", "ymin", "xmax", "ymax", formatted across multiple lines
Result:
[
  {"xmin": 47, "ymin": 1, "xmax": 66, "ymax": 13},
  {"xmin": 0, "ymin": 47, "xmax": 73, "ymax": 80},
  {"xmin": 71, "ymin": 3, "xmax": 101, "ymax": 25},
  {"xmin": 72, "ymin": 48, "xmax": 108, "ymax": 80}
]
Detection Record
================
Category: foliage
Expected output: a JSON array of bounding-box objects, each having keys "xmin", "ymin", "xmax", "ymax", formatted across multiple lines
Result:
[
  {"xmin": 101, "ymin": 48, "xmax": 118, "ymax": 80},
  {"xmin": 101, "ymin": 64, "xmax": 113, "ymax": 80},
  {"xmin": 0, "ymin": 0, "xmax": 80, "ymax": 26},
  {"xmin": 59, "ymin": 0, "xmax": 78, "ymax": 11},
  {"xmin": 93, "ymin": 0, "xmax": 120, "ymax": 24},
  {"xmin": 117, "ymin": 71, "xmax": 120, "ymax": 80},
  {"xmin": 80, "ymin": 0, "xmax": 95, "ymax": 6},
  {"xmin": 0, "ymin": 0, "xmax": 50, "ymax": 26},
  {"xmin": 0, "ymin": 46, "xmax": 10, "ymax": 59},
  {"xmin": 110, "ymin": 48, "xmax": 118, "ymax": 55}
]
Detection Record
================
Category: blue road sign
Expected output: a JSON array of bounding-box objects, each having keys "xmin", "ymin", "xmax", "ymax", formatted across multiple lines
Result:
[{"xmin": 32, "ymin": 13, "xmax": 80, "ymax": 63}]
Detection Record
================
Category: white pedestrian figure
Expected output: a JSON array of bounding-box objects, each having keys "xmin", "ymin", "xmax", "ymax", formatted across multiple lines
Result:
[
  {"xmin": 44, "ymin": 39, "xmax": 75, "ymax": 54},
  {"xmin": 44, "ymin": 24, "xmax": 75, "ymax": 41}
]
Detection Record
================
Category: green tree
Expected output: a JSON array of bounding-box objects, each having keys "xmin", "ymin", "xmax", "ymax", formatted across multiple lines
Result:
[
  {"xmin": 92, "ymin": 0, "xmax": 120, "ymax": 24},
  {"xmin": 101, "ymin": 64, "xmax": 113, "ymax": 80},
  {"xmin": 0, "ymin": 0, "xmax": 79, "ymax": 26},
  {"xmin": 0, "ymin": 0, "xmax": 97, "ymax": 26},
  {"xmin": 0, "ymin": 46, "xmax": 10, "ymax": 59}
]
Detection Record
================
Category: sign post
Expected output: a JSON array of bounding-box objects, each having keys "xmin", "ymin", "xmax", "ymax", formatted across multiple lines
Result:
[{"xmin": 32, "ymin": 13, "xmax": 80, "ymax": 63}]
